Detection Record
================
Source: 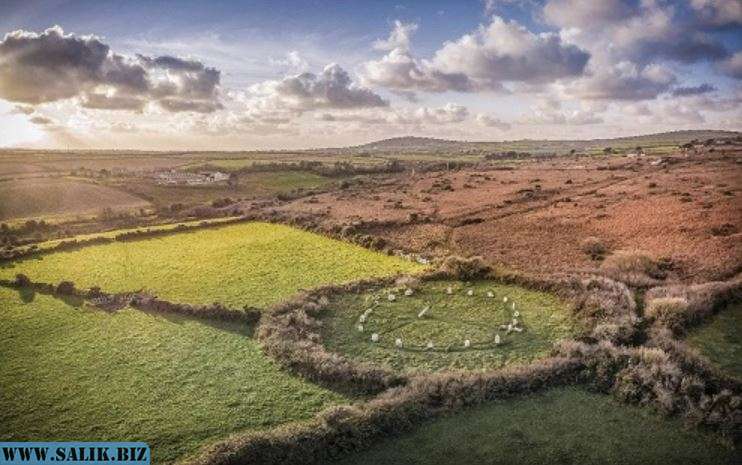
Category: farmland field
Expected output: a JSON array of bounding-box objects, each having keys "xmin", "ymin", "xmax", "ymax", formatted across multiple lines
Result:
[
  {"xmin": 321, "ymin": 280, "xmax": 581, "ymax": 371},
  {"xmin": 1, "ymin": 222, "xmax": 425, "ymax": 308},
  {"xmin": 687, "ymin": 304, "xmax": 742, "ymax": 379},
  {"xmin": 0, "ymin": 178, "xmax": 150, "ymax": 220},
  {"xmin": 0, "ymin": 288, "xmax": 346, "ymax": 464},
  {"xmin": 107, "ymin": 170, "xmax": 335, "ymax": 208},
  {"xmin": 336, "ymin": 387, "xmax": 736, "ymax": 465}
]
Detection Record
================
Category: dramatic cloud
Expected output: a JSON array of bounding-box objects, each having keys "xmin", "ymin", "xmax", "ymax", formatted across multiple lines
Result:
[
  {"xmin": 544, "ymin": 0, "xmax": 729, "ymax": 64},
  {"xmin": 361, "ymin": 16, "xmax": 589, "ymax": 94},
  {"xmin": 672, "ymin": 83, "xmax": 717, "ymax": 96},
  {"xmin": 567, "ymin": 62, "xmax": 676, "ymax": 101},
  {"xmin": 0, "ymin": 26, "xmax": 222, "ymax": 113},
  {"xmin": 249, "ymin": 63, "xmax": 387, "ymax": 111}
]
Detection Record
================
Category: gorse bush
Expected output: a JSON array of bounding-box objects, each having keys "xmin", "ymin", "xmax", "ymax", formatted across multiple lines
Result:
[{"xmin": 600, "ymin": 250, "xmax": 664, "ymax": 287}]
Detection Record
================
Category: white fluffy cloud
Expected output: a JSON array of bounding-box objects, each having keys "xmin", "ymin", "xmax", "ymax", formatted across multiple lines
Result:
[
  {"xmin": 361, "ymin": 16, "xmax": 589, "ymax": 94},
  {"xmin": 249, "ymin": 63, "xmax": 387, "ymax": 112},
  {"xmin": 566, "ymin": 62, "xmax": 676, "ymax": 101},
  {"xmin": 545, "ymin": 0, "xmax": 731, "ymax": 65}
]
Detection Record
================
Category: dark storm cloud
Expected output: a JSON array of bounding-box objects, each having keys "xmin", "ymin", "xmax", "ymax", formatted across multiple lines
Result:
[{"xmin": 0, "ymin": 26, "xmax": 223, "ymax": 113}]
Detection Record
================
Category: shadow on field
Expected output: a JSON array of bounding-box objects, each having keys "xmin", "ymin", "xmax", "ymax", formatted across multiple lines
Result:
[{"xmin": 3, "ymin": 284, "xmax": 257, "ymax": 338}]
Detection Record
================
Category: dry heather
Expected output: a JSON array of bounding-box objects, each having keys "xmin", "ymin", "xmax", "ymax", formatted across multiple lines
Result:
[{"xmin": 645, "ymin": 277, "xmax": 742, "ymax": 334}]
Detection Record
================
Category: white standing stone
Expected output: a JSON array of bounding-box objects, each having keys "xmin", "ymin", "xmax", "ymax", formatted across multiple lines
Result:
[
  {"xmin": 466, "ymin": 289, "xmax": 474, "ymax": 296},
  {"xmin": 395, "ymin": 338, "xmax": 403, "ymax": 348},
  {"xmin": 503, "ymin": 296, "xmax": 508, "ymax": 303},
  {"xmin": 464, "ymin": 339, "xmax": 471, "ymax": 348},
  {"xmin": 495, "ymin": 334, "xmax": 501, "ymax": 344},
  {"xmin": 426, "ymin": 341, "xmax": 434, "ymax": 350},
  {"xmin": 418, "ymin": 306, "xmax": 429, "ymax": 318},
  {"xmin": 512, "ymin": 318, "xmax": 518, "ymax": 326},
  {"xmin": 371, "ymin": 333, "xmax": 379, "ymax": 342},
  {"xmin": 359, "ymin": 314, "xmax": 367, "ymax": 323},
  {"xmin": 446, "ymin": 286, "xmax": 453, "ymax": 295},
  {"xmin": 404, "ymin": 288, "xmax": 414, "ymax": 296},
  {"xmin": 388, "ymin": 293, "xmax": 396, "ymax": 301},
  {"xmin": 486, "ymin": 291, "xmax": 494, "ymax": 298},
  {"xmin": 357, "ymin": 324, "xmax": 364, "ymax": 332}
]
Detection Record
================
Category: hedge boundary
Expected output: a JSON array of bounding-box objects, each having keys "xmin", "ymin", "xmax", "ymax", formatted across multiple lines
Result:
[{"xmin": 0, "ymin": 275, "xmax": 261, "ymax": 324}]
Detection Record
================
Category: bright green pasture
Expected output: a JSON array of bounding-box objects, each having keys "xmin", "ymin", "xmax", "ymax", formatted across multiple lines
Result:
[
  {"xmin": 0, "ymin": 288, "xmax": 346, "ymax": 464},
  {"xmin": 337, "ymin": 387, "xmax": 736, "ymax": 465},
  {"xmin": 1, "ymin": 222, "xmax": 424, "ymax": 309},
  {"xmin": 687, "ymin": 304, "xmax": 742, "ymax": 379},
  {"xmin": 321, "ymin": 280, "xmax": 582, "ymax": 372}
]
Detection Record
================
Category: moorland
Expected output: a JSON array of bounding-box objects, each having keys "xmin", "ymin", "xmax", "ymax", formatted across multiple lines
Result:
[{"xmin": 1, "ymin": 129, "xmax": 740, "ymax": 465}]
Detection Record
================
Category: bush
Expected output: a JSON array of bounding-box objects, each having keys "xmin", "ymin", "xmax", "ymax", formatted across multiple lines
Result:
[
  {"xmin": 580, "ymin": 237, "xmax": 608, "ymax": 260},
  {"xmin": 438, "ymin": 255, "xmax": 490, "ymax": 280},
  {"xmin": 645, "ymin": 297, "xmax": 689, "ymax": 333},
  {"xmin": 601, "ymin": 250, "xmax": 663, "ymax": 287},
  {"xmin": 14, "ymin": 273, "xmax": 31, "ymax": 287},
  {"xmin": 55, "ymin": 281, "xmax": 76, "ymax": 295}
]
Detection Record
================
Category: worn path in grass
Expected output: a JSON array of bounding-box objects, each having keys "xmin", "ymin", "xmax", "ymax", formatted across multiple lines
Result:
[
  {"xmin": 322, "ymin": 280, "xmax": 582, "ymax": 372},
  {"xmin": 0, "ymin": 222, "xmax": 425, "ymax": 309},
  {"xmin": 336, "ymin": 387, "xmax": 737, "ymax": 465},
  {"xmin": 687, "ymin": 303, "xmax": 742, "ymax": 379},
  {"xmin": 0, "ymin": 288, "xmax": 347, "ymax": 464}
]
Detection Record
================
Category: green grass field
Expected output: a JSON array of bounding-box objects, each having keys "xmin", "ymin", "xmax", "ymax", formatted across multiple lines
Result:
[
  {"xmin": 0, "ymin": 288, "xmax": 346, "ymax": 464},
  {"xmin": 336, "ymin": 387, "xmax": 736, "ymax": 465},
  {"xmin": 321, "ymin": 280, "xmax": 581, "ymax": 372},
  {"xmin": 1, "ymin": 222, "xmax": 424, "ymax": 309},
  {"xmin": 687, "ymin": 304, "xmax": 742, "ymax": 379}
]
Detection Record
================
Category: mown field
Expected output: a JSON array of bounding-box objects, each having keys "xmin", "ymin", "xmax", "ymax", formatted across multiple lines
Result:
[
  {"xmin": 687, "ymin": 304, "xmax": 741, "ymax": 379},
  {"xmin": 1, "ymin": 222, "xmax": 425, "ymax": 308},
  {"xmin": 336, "ymin": 387, "xmax": 736, "ymax": 465},
  {"xmin": 0, "ymin": 177, "xmax": 150, "ymax": 220},
  {"xmin": 321, "ymin": 280, "xmax": 581, "ymax": 371},
  {"xmin": 0, "ymin": 288, "xmax": 346, "ymax": 464}
]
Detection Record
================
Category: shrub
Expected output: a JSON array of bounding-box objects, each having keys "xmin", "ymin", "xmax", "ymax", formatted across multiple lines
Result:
[
  {"xmin": 438, "ymin": 255, "xmax": 490, "ymax": 280},
  {"xmin": 580, "ymin": 237, "xmax": 608, "ymax": 260},
  {"xmin": 14, "ymin": 273, "xmax": 31, "ymax": 287},
  {"xmin": 55, "ymin": 281, "xmax": 76, "ymax": 295},
  {"xmin": 645, "ymin": 297, "xmax": 689, "ymax": 333},
  {"xmin": 600, "ymin": 250, "xmax": 662, "ymax": 287}
]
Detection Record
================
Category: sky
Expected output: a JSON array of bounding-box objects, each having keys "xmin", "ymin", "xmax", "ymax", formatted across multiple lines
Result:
[{"xmin": 0, "ymin": 0, "xmax": 740, "ymax": 150}]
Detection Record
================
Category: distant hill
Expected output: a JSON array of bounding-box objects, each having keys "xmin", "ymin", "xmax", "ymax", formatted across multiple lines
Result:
[
  {"xmin": 355, "ymin": 136, "xmax": 462, "ymax": 151},
  {"xmin": 333, "ymin": 130, "xmax": 740, "ymax": 156}
]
